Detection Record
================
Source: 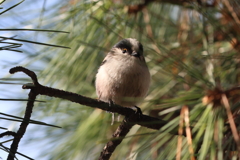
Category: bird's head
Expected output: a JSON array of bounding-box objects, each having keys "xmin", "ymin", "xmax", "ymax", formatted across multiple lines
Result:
[{"xmin": 110, "ymin": 38, "xmax": 146, "ymax": 62}]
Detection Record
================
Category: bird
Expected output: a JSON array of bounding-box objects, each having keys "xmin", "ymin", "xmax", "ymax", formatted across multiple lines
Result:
[{"xmin": 95, "ymin": 38, "xmax": 151, "ymax": 124}]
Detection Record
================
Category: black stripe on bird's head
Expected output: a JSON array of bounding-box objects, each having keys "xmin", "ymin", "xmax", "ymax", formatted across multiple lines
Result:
[{"xmin": 112, "ymin": 38, "xmax": 144, "ymax": 58}]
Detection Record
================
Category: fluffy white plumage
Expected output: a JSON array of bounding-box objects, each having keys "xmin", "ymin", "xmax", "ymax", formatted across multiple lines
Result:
[{"xmin": 95, "ymin": 38, "xmax": 150, "ymax": 108}]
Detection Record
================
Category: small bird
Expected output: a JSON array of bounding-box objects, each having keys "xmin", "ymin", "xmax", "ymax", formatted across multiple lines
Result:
[{"xmin": 95, "ymin": 38, "xmax": 151, "ymax": 123}]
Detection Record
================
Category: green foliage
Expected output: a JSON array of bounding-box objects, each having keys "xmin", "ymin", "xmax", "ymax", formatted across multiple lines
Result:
[
  {"xmin": 2, "ymin": 0, "xmax": 240, "ymax": 159},
  {"xmin": 29, "ymin": 0, "xmax": 240, "ymax": 159}
]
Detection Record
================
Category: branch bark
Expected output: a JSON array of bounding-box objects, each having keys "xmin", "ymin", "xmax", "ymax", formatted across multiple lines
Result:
[
  {"xmin": 0, "ymin": 131, "xmax": 16, "ymax": 138},
  {"xmin": 99, "ymin": 117, "xmax": 135, "ymax": 160},
  {"xmin": 7, "ymin": 88, "xmax": 37, "ymax": 160},
  {"xmin": 8, "ymin": 66, "xmax": 176, "ymax": 160},
  {"xmin": 9, "ymin": 66, "xmax": 169, "ymax": 131}
]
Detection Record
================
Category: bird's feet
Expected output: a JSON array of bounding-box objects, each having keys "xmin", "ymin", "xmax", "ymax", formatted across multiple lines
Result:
[
  {"xmin": 133, "ymin": 106, "xmax": 142, "ymax": 116},
  {"xmin": 128, "ymin": 106, "xmax": 143, "ymax": 120},
  {"xmin": 108, "ymin": 99, "xmax": 114, "ymax": 107}
]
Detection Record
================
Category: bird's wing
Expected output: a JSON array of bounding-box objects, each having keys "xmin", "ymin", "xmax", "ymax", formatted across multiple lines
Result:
[{"xmin": 100, "ymin": 59, "xmax": 107, "ymax": 66}]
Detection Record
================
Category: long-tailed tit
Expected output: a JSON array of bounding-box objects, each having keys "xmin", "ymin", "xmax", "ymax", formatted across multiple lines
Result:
[{"xmin": 95, "ymin": 38, "xmax": 150, "ymax": 123}]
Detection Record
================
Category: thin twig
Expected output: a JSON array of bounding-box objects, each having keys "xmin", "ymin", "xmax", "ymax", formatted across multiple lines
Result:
[
  {"xmin": 9, "ymin": 66, "xmax": 39, "ymax": 85},
  {"xmin": 0, "ymin": 131, "xmax": 16, "ymax": 138},
  {"xmin": 183, "ymin": 106, "xmax": 195, "ymax": 160},
  {"xmin": 176, "ymin": 106, "xmax": 195, "ymax": 160},
  {"xmin": 98, "ymin": 117, "xmax": 135, "ymax": 160},
  {"xmin": 222, "ymin": 0, "xmax": 240, "ymax": 26},
  {"xmin": 176, "ymin": 106, "xmax": 184, "ymax": 160},
  {"xmin": 7, "ymin": 89, "xmax": 37, "ymax": 160},
  {"xmin": 222, "ymin": 94, "xmax": 240, "ymax": 156}
]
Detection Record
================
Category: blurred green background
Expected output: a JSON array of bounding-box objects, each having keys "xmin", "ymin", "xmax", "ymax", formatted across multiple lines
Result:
[{"xmin": 1, "ymin": 0, "xmax": 240, "ymax": 159}]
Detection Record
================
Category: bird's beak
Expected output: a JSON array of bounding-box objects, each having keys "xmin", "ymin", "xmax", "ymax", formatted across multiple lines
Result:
[{"xmin": 131, "ymin": 51, "xmax": 140, "ymax": 57}]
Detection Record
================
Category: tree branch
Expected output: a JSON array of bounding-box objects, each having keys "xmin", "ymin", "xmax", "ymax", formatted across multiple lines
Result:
[
  {"xmin": 99, "ymin": 117, "xmax": 134, "ymax": 160},
  {"xmin": 0, "ymin": 131, "xmax": 16, "ymax": 138},
  {"xmin": 8, "ymin": 66, "xmax": 177, "ymax": 160},
  {"xmin": 7, "ymin": 87, "xmax": 37, "ymax": 160},
  {"xmin": 9, "ymin": 66, "xmax": 169, "ymax": 131},
  {"xmin": 127, "ymin": 0, "xmax": 217, "ymax": 14}
]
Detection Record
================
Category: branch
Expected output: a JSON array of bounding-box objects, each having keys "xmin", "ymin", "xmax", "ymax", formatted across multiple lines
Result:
[
  {"xmin": 99, "ymin": 117, "xmax": 134, "ymax": 160},
  {"xmin": 7, "ymin": 87, "xmax": 37, "ymax": 160},
  {"xmin": 0, "ymin": 131, "xmax": 16, "ymax": 138},
  {"xmin": 9, "ymin": 66, "xmax": 177, "ymax": 160},
  {"xmin": 9, "ymin": 66, "xmax": 169, "ymax": 131},
  {"xmin": 127, "ymin": 0, "xmax": 217, "ymax": 14}
]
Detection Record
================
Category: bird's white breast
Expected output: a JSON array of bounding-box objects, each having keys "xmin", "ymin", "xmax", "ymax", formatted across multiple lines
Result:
[{"xmin": 95, "ymin": 55, "xmax": 150, "ymax": 107}]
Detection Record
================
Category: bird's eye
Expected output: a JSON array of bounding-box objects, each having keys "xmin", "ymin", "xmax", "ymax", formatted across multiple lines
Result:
[{"xmin": 122, "ymin": 48, "xmax": 127, "ymax": 53}]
